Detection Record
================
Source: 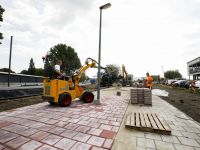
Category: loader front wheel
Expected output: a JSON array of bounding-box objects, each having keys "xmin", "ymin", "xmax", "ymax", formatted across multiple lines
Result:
[
  {"xmin": 84, "ymin": 92, "xmax": 94, "ymax": 103},
  {"xmin": 59, "ymin": 93, "xmax": 71, "ymax": 107}
]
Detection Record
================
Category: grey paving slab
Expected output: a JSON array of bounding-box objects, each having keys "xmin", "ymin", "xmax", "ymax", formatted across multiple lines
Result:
[
  {"xmin": 169, "ymin": 125, "xmax": 186, "ymax": 131},
  {"xmin": 183, "ymin": 126, "xmax": 200, "ymax": 133},
  {"xmin": 137, "ymin": 137, "xmax": 155, "ymax": 149},
  {"xmin": 174, "ymin": 144, "xmax": 195, "ymax": 150},
  {"xmin": 181, "ymin": 131, "xmax": 200, "ymax": 140},
  {"xmin": 145, "ymin": 133, "xmax": 162, "ymax": 140},
  {"xmin": 178, "ymin": 137, "xmax": 200, "ymax": 147},
  {"xmin": 161, "ymin": 135, "xmax": 181, "ymax": 144},
  {"xmin": 154, "ymin": 140, "xmax": 176, "ymax": 150}
]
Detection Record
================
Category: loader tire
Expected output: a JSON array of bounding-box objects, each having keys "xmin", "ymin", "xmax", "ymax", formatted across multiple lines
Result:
[
  {"xmin": 84, "ymin": 92, "xmax": 94, "ymax": 103},
  {"xmin": 59, "ymin": 93, "xmax": 72, "ymax": 107}
]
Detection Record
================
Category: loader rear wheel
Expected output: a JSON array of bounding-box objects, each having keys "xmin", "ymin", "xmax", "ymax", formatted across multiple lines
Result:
[
  {"xmin": 59, "ymin": 93, "xmax": 71, "ymax": 107},
  {"xmin": 80, "ymin": 92, "xmax": 88, "ymax": 101},
  {"xmin": 84, "ymin": 92, "xmax": 94, "ymax": 103}
]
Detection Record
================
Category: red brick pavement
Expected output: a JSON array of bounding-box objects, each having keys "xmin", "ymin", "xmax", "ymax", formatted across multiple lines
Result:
[{"xmin": 0, "ymin": 95, "xmax": 129, "ymax": 150}]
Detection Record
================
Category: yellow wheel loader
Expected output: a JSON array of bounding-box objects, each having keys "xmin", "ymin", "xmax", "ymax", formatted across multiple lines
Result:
[{"xmin": 42, "ymin": 54, "xmax": 95, "ymax": 107}]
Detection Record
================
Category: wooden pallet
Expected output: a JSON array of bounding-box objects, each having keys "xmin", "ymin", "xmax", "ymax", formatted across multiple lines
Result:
[{"xmin": 126, "ymin": 112, "xmax": 171, "ymax": 135}]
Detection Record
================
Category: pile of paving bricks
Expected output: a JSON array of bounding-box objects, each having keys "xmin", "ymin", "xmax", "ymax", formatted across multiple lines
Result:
[
  {"xmin": 132, "ymin": 84, "xmax": 146, "ymax": 88},
  {"xmin": 130, "ymin": 88, "xmax": 152, "ymax": 105}
]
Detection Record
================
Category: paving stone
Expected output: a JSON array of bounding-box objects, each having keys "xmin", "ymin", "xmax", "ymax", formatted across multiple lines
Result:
[
  {"xmin": 2, "ymin": 124, "xmax": 20, "ymax": 131},
  {"xmin": 29, "ymin": 131, "xmax": 50, "ymax": 141},
  {"xmin": 29, "ymin": 123, "xmax": 45, "ymax": 128},
  {"xmin": 17, "ymin": 140, "xmax": 42, "ymax": 150},
  {"xmin": 68, "ymin": 118, "xmax": 80, "ymax": 124},
  {"xmin": 19, "ymin": 128, "xmax": 39, "ymax": 136},
  {"xmin": 72, "ymin": 132, "xmax": 91, "ymax": 142},
  {"xmin": 171, "ymin": 130, "xmax": 183, "ymax": 136},
  {"xmin": 87, "ymin": 128, "xmax": 103, "ymax": 136},
  {"xmin": 111, "ymin": 126, "xmax": 120, "ymax": 132},
  {"xmin": 79, "ymin": 116, "xmax": 90, "ymax": 121},
  {"xmin": 99, "ymin": 124, "xmax": 112, "ymax": 131},
  {"xmin": 174, "ymin": 144, "xmax": 195, "ymax": 150},
  {"xmin": 38, "ymin": 124, "xmax": 55, "ymax": 131},
  {"xmin": 54, "ymin": 138, "xmax": 76, "ymax": 149},
  {"xmin": 107, "ymin": 117, "xmax": 117, "ymax": 121},
  {"xmin": 161, "ymin": 135, "xmax": 180, "ymax": 144},
  {"xmin": 88, "ymin": 122, "xmax": 101, "ymax": 128},
  {"xmin": 37, "ymin": 144, "xmax": 58, "ymax": 150},
  {"xmin": 91, "ymin": 146, "xmax": 107, "ymax": 150},
  {"xmin": 154, "ymin": 140, "xmax": 176, "ymax": 150},
  {"xmin": 137, "ymin": 137, "xmax": 155, "ymax": 149},
  {"xmin": 183, "ymin": 127, "xmax": 200, "ymax": 133},
  {"xmin": 109, "ymin": 121, "xmax": 121, "ymax": 126},
  {"xmin": 5, "ymin": 136, "xmax": 30, "ymax": 149},
  {"xmin": 178, "ymin": 137, "xmax": 200, "ymax": 147},
  {"xmin": 0, "ymin": 133, "xmax": 19, "ymax": 143},
  {"xmin": 77, "ymin": 120, "xmax": 91, "ymax": 126},
  {"xmin": 58, "ymin": 117, "xmax": 70, "ymax": 122},
  {"xmin": 87, "ymin": 136, "xmax": 105, "ymax": 147},
  {"xmin": 195, "ymin": 147, "xmax": 200, "ymax": 150},
  {"xmin": 70, "ymin": 142, "xmax": 92, "ymax": 150},
  {"xmin": 60, "ymin": 129, "xmax": 78, "ymax": 139},
  {"xmin": 0, "ymin": 129, "xmax": 9, "ymax": 137},
  {"xmin": 100, "ymin": 130, "xmax": 117, "ymax": 139},
  {"xmin": 48, "ymin": 127, "xmax": 66, "ymax": 135},
  {"xmin": 41, "ymin": 134, "xmax": 62, "ymax": 145},
  {"xmin": 102, "ymin": 138, "xmax": 114, "ymax": 149},
  {"xmin": 98, "ymin": 119, "xmax": 109, "ymax": 125},
  {"xmin": 75, "ymin": 126, "xmax": 91, "ymax": 133},
  {"xmin": 88, "ymin": 118, "xmax": 99, "ymax": 123},
  {"xmin": 173, "ymin": 122, "xmax": 187, "ymax": 127},
  {"xmin": 64, "ymin": 123, "xmax": 79, "ymax": 130},
  {"xmin": 145, "ymin": 133, "xmax": 161, "ymax": 140},
  {"xmin": 54, "ymin": 121, "xmax": 69, "ymax": 127},
  {"xmin": 0, "ymin": 144, "xmax": 6, "ymax": 149},
  {"xmin": 181, "ymin": 131, "xmax": 200, "ymax": 139},
  {"xmin": 169, "ymin": 125, "xmax": 185, "ymax": 131},
  {"xmin": 97, "ymin": 115, "xmax": 107, "ymax": 120}
]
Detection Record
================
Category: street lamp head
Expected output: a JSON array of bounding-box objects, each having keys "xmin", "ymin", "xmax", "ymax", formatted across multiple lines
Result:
[{"xmin": 100, "ymin": 3, "xmax": 111, "ymax": 10}]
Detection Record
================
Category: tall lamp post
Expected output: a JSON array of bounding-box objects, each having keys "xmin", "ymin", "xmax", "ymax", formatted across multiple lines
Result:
[{"xmin": 95, "ymin": 3, "xmax": 111, "ymax": 105}]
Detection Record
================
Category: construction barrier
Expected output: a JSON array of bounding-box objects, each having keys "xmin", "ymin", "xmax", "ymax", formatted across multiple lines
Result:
[
  {"xmin": 172, "ymin": 83, "xmax": 174, "ymax": 88},
  {"xmin": 191, "ymin": 80, "xmax": 196, "ymax": 92}
]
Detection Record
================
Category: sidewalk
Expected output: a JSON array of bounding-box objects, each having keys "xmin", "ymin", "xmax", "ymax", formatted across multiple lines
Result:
[{"xmin": 112, "ymin": 89, "xmax": 200, "ymax": 150}]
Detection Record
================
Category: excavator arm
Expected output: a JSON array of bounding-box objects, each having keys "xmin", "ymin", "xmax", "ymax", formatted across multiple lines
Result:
[{"xmin": 122, "ymin": 64, "xmax": 128, "ymax": 81}]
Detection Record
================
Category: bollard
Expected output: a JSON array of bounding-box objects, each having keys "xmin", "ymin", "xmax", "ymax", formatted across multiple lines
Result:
[
  {"xmin": 172, "ymin": 83, "xmax": 174, "ymax": 88},
  {"xmin": 191, "ymin": 80, "xmax": 196, "ymax": 93}
]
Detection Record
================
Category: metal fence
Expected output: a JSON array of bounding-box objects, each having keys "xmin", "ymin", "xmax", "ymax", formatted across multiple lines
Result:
[{"xmin": 0, "ymin": 72, "xmax": 44, "ymax": 84}]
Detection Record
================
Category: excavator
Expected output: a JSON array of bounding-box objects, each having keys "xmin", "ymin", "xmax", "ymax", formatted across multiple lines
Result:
[
  {"xmin": 42, "ymin": 54, "xmax": 96, "ymax": 107},
  {"xmin": 120, "ymin": 64, "xmax": 133, "ymax": 86}
]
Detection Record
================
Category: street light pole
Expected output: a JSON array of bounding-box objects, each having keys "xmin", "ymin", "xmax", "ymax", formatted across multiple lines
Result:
[
  {"xmin": 95, "ymin": 3, "xmax": 111, "ymax": 105},
  {"xmin": 8, "ymin": 36, "xmax": 13, "ymax": 87}
]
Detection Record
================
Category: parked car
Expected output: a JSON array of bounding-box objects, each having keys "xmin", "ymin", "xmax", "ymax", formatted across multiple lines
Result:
[
  {"xmin": 90, "ymin": 79, "xmax": 96, "ymax": 84},
  {"xmin": 161, "ymin": 80, "xmax": 167, "ymax": 85},
  {"xmin": 189, "ymin": 80, "xmax": 200, "ymax": 89},
  {"xmin": 179, "ymin": 80, "xmax": 189, "ymax": 88},
  {"xmin": 185, "ymin": 80, "xmax": 191, "ymax": 89},
  {"xmin": 174, "ymin": 80, "xmax": 186, "ymax": 87},
  {"xmin": 167, "ymin": 80, "xmax": 177, "ymax": 86}
]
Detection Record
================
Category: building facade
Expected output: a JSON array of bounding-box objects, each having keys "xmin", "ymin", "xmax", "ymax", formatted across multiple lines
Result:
[{"xmin": 187, "ymin": 57, "xmax": 200, "ymax": 80}]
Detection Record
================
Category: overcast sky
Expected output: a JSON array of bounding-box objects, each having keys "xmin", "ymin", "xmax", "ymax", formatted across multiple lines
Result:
[{"xmin": 1, "ymin": 0, "xmax": 200, "ymax": 79}]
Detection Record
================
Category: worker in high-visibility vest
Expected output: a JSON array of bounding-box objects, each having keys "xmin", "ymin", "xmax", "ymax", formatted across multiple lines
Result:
[{"xmin": 145, "ymin": 72, "xmax": 153, "ymax": 90}]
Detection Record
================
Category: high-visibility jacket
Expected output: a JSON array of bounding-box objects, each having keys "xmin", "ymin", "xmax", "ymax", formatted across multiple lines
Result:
[{"xmin": 146, "ymin": 76, "xmax": 153, "ymax": 87}]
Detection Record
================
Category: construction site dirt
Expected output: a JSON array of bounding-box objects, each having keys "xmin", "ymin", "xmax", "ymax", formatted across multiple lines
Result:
[{"xmin": 153, "ymin": 85, "xmax": 200, "ymax": 123}]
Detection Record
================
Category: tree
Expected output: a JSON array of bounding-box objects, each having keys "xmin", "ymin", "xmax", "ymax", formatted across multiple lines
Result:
[
  {"xmin": 105, "ymin": 64, "xmax": 121, "ymax": 76},
  {"xmin": 79, "ymin": 73, "xmax": 90, "ymax": 82},
  {"xmin": 0, "ymin": 5, "xmax": 5, "ymax": 45},
  {"xmin": 28, "ymin": 58, "xmax": 36, "ymax": 75},
  {"xmin": 20, "ymin": 69, "xmax": 28, "ymax": 74},
  {"xmin": 164, "ymin": 70, "xmax": 182, "ymax": 79},
  {"xmin": 0, "ymin": 68, "xmax": 15, "ymax": 73},
  {"xmin": 35, "ymin": 68, "xmax": 44, "ymax": 76},
  {"xmin": 49, "ymin": 44, "xmax": 81, "ymax": 75}
]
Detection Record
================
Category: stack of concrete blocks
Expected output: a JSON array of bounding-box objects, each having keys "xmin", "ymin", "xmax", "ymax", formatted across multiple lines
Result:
[
  {"xmin": 144, "ymin": 88, "xmax": 152, "ymax": 105},
  {"xmin": 132, "ymin": 84, "xmax": 146, "ymax": 88},
  {"xmin": 130, "ymin": 88, "xmax": 152, "ymax": 105},
  {"xmin": 137, "ymin": 88, "xmax": 144, "ymax": 104},
  {"xmin": 130, "ymin": 88, "xmax": 137, "ymax": 104}
]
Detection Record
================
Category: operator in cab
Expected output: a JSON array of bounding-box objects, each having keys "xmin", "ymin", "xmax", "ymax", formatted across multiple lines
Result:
[
  {"xmin": 145, "ymin": 72, "xmax": 153, "ymax": 90},
  {"xmin": 55, "ymin": 60, "xmax": 66, "ymax": 79}
]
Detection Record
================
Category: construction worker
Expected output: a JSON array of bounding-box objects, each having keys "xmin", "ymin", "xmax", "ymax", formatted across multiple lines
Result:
[
  {"xmin": 55, "ymin": 60, "xmax": 68, "ymax": 80},
  {"xmin": 145, "ymin": 72, "xmax": 153, "ymax": 90}
]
